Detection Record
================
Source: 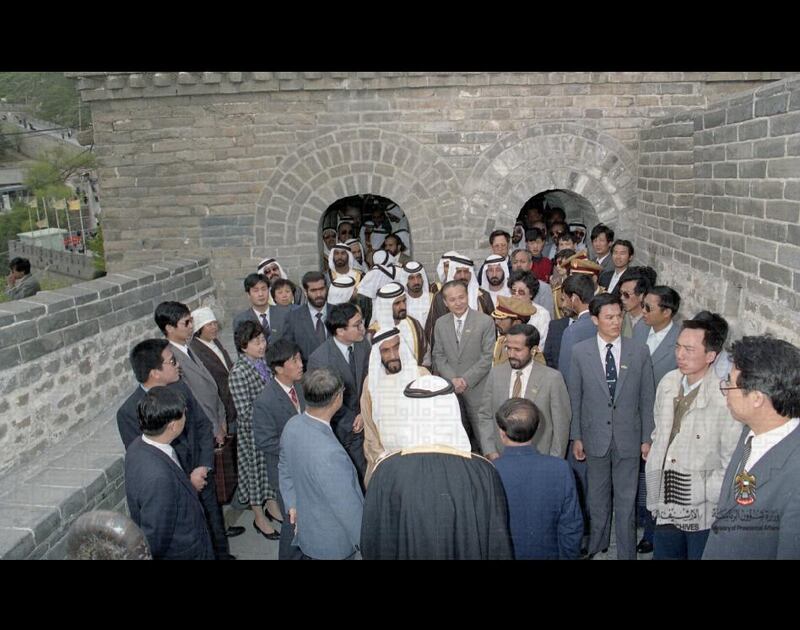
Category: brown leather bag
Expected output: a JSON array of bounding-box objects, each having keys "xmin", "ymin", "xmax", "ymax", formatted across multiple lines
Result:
[{"xmin": 213, "ymin": 435, "xmax": 238, "ymax": 504}]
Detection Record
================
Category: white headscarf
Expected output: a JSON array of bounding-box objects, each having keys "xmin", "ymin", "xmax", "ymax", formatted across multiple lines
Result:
[
  {"xmin": 372, "ymin": 373, "xmax": 471, "ymax": 455},
  {"xmin": 321, "ymin": 228, "xmax": 337, "ymax": 260},
  {"xmin": 357, "ymin": 262, "xmax": 397, "ymax": 300},
  {"xmin": 327, "ymin": 275, "xmax": 357, "ymax": 306},
  {"xmin": 327, "ymin": 243, "xmax": 359, "ymax": 281},
  {"xmin": 373, "ymin": 282, "xmax": 418, "ymax": 361},
  {"xmin": 345, "ymin": 238, "xmax": 368, "ymax": 273},
  {"xmin": 436, "ymin": 251, "xmax": 458, "ymax": 284},
  {"xmin": 480, "ymin": 254, "xmax": 511, "ymax": 307},
  {"xmin": 377, "ymin": 239, "xmax": 401, "ymax": 266},
  {"xmin": 446, "ymin": 254, "xmax": 480, "ymax": 311},
  {"xmin": 397, "ymin": 261, "xmax": 431, "ymax": 325},
  {"xmin": 370, "ymin": 227, "xmax": 390, "ymax": 252},
  {"xmin": 257, "ymin": 257, "xmax": 288, "ymax": 279},
  {"xmin": 393, "ymin": 228, "xmax": 411, "ymax": 251},
  {"xmin": 569, "ymin": 222, "xmax": 588, "ymax": 253}
]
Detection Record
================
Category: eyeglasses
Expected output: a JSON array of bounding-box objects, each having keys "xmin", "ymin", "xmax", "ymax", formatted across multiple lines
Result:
[
  {"xmin": 163, "ymin": 356, "xmax": 178, "ymax": 367},
  {"xmin": 642, "ymin": 303, "xmax": 660, "ymax": 313},
  {"xmin": 621, "ymin": 291, "xmax": 636, "ymax": 300},
  {"xmin": 719, "ymin": 378, "xmax": 742, "ymax": 396}
]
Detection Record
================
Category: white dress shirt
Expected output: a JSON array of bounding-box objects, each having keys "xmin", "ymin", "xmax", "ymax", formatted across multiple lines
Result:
[
  {"xmin": 607, "ymin": 269, "xmax": 626, "ymax": 293},
  {"xmin": 169, "ymin": 340, "xmax": 191, "ymax": 357},
  {"xmin": 647, "ymin": 321, "xmax": 674, "ymax": 356},
  {"xmin": 308, "ymin": 304, "xmax": 327, "ymax": 336},
  {"xmin": 744, "ymin": 418, "xmax": 800, "ymax": 470},
  {"xmin": 596, "ymin": 253, "xmax": 610, "ymax": 268},
  {"xmin": 253, "ymin": 306, "xmax": 270, "ymax": 328},
  {"xmin": 597, "ymin": 334, "xmax": 622, "ymax": 373},
  {"xmin": 680, "ymin": 374, "xmax": 703, "ymax": 396},
  {"xmin": 333, "ymin": 337, "xmax": 353, "ymax": 364},
  {"xmin": 142, "ymin": 434, "xmax": 183, "ymax": 471},
  {"xmin": 508, "ymin": 359, "xmax": 535, "ymax": 399}
]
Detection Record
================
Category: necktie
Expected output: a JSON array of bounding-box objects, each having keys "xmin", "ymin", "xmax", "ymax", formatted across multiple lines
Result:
[
  {"xmin": 512, "ymin": 370, "xmax": 523, "ymax": 398},
  {"xmin": 456, "ymin": 318, "xmax": 463, "ymax": 345},
  {"xmin": 605, "ymin": 343, "xmax": 617, "ymax": 400},
  {"xmin": 289, "ymin": 386, "xmax": 300, "ymax": 411},
  {"xmin": 186, "ymin": 346, "xmax": 198, "ymax": 364},
  {"xmin": 347, "ymin": 345, "xmax": 357, "ymax": 381},
  {"xmin": 735, "ymin": 435, "xmax": 754, "ymax": 478},
  {"xmin": 315, "ymin": 312, "xmax": 326, "ymax": 343},
  {"xmin": 259, "ymin": 312, "xmax": 271, "ymax": 339}
]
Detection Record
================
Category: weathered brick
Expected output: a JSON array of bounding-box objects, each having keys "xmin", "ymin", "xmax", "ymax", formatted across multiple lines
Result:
[
  {"xmin": 760, "ymin": 261, "xmax": 793, "ymax": 286},
  {"xmin": 738, "ymin": 119, "xmax": 769, "ymax": 140},
  {"xmin": 755, "ymin": 93, "xmax": 789, "ymax": 117},
  {"xmin": 769, "ymin": 111, "xmax": 800, "ymax": 136},
  {"xmin": 766, "ymin": 200, "xmax": 800, "ymax": 223},
  {"xmin": 767, "ymin": 157, "xmax": 800, "ymax": 178},
  {"xmin": 754, "ymin": 138, "xmax": 786, "ymax": 158}
]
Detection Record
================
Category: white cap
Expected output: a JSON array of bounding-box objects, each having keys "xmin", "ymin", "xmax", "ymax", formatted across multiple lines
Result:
[{"xmin": 191, "ymin": 306, "xmax": 217, "ymax": 332}]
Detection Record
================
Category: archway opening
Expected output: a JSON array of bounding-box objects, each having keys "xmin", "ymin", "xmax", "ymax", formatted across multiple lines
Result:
[
  {"xmin": 319, "ymin": 194, "xmax": 412, "ymax": 273},
  {"xmin": 515, "ymin": 189, "xmax": 601, "ymax": 258}
]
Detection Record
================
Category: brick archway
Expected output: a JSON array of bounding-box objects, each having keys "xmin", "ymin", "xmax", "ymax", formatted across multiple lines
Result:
[
  {"xmin": 255, "ymin": 128, "xmax": 464, "ymax": 278},
  {"xmin": 464, "ymin": 122, "xmax": 637, "ymax": 252}
]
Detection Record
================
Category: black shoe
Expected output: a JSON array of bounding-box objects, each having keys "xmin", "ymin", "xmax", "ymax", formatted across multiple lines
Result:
[
  {"xmin": 218, "ymin": 553, "xmax": 237, "ymax": 560},
  {"xmin": 265, "ymin": 510, "xmax": 284, "ymax": 525},
  {"xmin": 225, "ymin": 526, "xmax": 246, "ymax": 538},
  {"xmin": 636, "ymin": 539, "xmax": 653, "ymax": 554},
  {"xmin": 253, "ymin": 521, "xmax": 280, "ymax": 540}
]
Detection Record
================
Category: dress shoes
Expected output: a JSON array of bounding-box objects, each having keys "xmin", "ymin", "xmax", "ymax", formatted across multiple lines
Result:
[
  {"xmin": 225, "ymin": 526, "xmax": 246, "ymax": 538},
  {"xmin": 253, "ymin": 521, "xmax": 280, "ymax": 540},
  {"xmin": 636, "ymin": 539, "xmax": 654, "ymax": 554},
  {"xmin": 265, "ymin": 510, "xmax": 284, "ymax": 525},
  {"xmin": 218, "ymin": 553, "xmax": 237, "ymax": 560}
]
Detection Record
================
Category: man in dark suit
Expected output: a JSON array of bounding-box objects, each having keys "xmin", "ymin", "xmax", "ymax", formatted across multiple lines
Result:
[
  {"xmin": 284, "ymin": 271, "xmax": 329, "ymax": 366},
  {"xmin": 253, "ymin": 339, "xmax": 306, "ymax": 560},
  {"xmin": 124, "ymin": 387, "xmax": 214, "ymax": 560},
  {"xmin": 117, "ymin": 339, "xmax": 238, "ymax": 558},
  {"xmin": 598, "ymin": 239, "xmax": 634, "ymax": 293},
  {"xmin": 556, "ymin": 274, "xmax": 598, "ymax": 382},
  {"xmin": 494, "ymin": 398, "xmax": 583, "ymax": 559},
  {"xmin": 569, "ymin": 293, "xmax": 656, "ymax": 560},
  {"xmin": 704, "ymin": 336, "xmax": 800, "ymax": 560},
  {"xmin": 231, "ymin": 273, "xmax": 292, "ymax": 344},
  {"xmin": 307, "ymin": 302, "xmax": 371, "ymax": 482},
  {"xmin": 279, "ymin": 367, "xmax": 364, "ymax": 560}
]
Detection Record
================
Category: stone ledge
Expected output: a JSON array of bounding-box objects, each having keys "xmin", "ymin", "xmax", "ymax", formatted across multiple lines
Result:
[{"xmin": 0, "ymin": 394, "xmax": 127, "ymax": 560}]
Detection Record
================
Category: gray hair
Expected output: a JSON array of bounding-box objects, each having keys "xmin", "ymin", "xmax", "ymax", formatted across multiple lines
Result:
[{"xmin": 302, "ymin": 367, "xmax": 344, "ymax": 407}]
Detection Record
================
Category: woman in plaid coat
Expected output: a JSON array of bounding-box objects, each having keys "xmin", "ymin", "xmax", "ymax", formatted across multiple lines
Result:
[{"xmin": 229, "ymin": 320, "xmax": 280, "ymax": 540}]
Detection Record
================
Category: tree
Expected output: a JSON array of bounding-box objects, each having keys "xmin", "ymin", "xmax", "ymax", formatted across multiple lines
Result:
[
  {"xmin": 24, "ymin": 145, "xmax": 97, "ymax": 197},
  {"xmin": 0, "ymin": 72, "xmax": 90, "ymax": 130}
]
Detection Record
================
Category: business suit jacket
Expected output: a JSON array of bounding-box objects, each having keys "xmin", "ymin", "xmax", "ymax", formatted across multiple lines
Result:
[
  {"xmin": 477, "ymin": 360, "xmax": 572, "ymax": 458},
  {"xmin": 533, "ymin": 280, "xmax": 555, "ymax": 319},
  {"xmin": 598, "ymin": 269, "xmax": 614, "ymax": 290},
  {"xmin": 704, "ymin": 424, "xmax": 800, "ymax": 560},
  {"xmin": 190, "ymin": 337, "xmax": 237, "ymax": 427},
  {"xmin": 279, "ymin": 413, "xmax": 364, "ymax": 560},
  {"xmin": 543, "ymin": 316, "xmax": 570, "ymax": 369},
  {"xmin": 125, "ymin": 436, "xmax": 214, "ymax": 560},
  {"xmin": 171, "ymin": 344, "xmax": 226, "ymax": 437},
  {"xmin": 231, "ymin": 303, "xmax": 292, "ymax": 343},
  {"xmin": 253, "ymin": 378, "xmax": 306, "ymax": 493},
  {"xmin": 432, "ymin": 308, "xmax": 496, "ymax": 415},
  {"xmin": 594, "ymin": 253, "xmax": 615, "ymax": 275},
  {"xmin": 557, "ymin": 311, "xmax": 596, "ymax": 383},
  {"xmin": 632, "ymin": 318, "xmax": 680, "ymax": 388},
  {"xmin": 284, "ymin": 304, "xmax": 328, "ymax": 365},
  {"xmin": 117, "ymin": 380, "xmax": 215, "ymax": 472},
  {"xmin": 567, "ymin": 336, "xmax": 656, "ymax": 458},
  {"xmin": 494, "ymin": 445, "xmax": 583, "ymax": 559},
  {"xmin": 307, "ymin": 337, "xmax": 370, "ymax": 438}
]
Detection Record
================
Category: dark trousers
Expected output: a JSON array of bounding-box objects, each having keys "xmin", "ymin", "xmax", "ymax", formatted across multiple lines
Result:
[
  {"xmin": 276, "ymin": 490, "xmax": 303, "ymax": 561},
  {"xmin": 567, "ymin": 441, "xmax": 590, "ymax": 535},
  {"xmin": 636, "ymin": 459, "xmax": 655, "ymax": 543},
  {"xmin": 199, "ymin": 469, "xmax": 230, "ymax": 559},
  {"xmin": 653, "ymin": 525, "xmax": 710, "ymax": 560},
  {"xmin": 335, "ymin": 425, "xmax": 367, "ymax": 490}
]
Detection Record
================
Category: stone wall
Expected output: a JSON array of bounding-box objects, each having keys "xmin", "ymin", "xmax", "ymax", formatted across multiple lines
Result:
[
  {"xmin": 8, "ymin": 240, "xmax": 102, "ymax": 280},
  {"xmin": 71, "ymin": 71, "xmax": 792, "ymax": 318},
  {"xmin": 637, "ymin": 76, "xmax": 800, "ymax": 344},
  {"xmin": 0, "ymin": 257, "xmax": 215, "ymax": 474}
]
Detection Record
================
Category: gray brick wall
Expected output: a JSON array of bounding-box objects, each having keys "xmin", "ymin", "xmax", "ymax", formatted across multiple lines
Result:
[
  {"xmin": 72, "ymin": 72, "xmax": 794, "ymax": 319},
  {"xmin": 637, "ymin": 76, "xmax": 800, "ymax": 344},
  {"xmin": 0, "ymin": 257, "xmax": 216, "ymax": 475}
]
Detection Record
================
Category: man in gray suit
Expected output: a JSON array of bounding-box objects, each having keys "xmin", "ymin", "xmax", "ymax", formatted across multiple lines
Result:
[
  {"xmin": 704, "ymin": 336, "xmax": 800, "ymax": 560},
  {"xmin": 478, "ymin": 323, "xmax": 571, "ymax": 460},
  {"xmin": 279, "ymin": 367, "xmax": 364, "ymax": 560},
  {"xmin": 569, "ymin": 293, "xmax": 655, "ymax": 560},
  {"xmin": 307, "ymin": 302, "xmax": 371, "ymax": 483},
  {"xmin": 557, "ymin": 274, "xmax": 597, "ymax": 382},
  {"xmin": 155, "ymin": 301, "xmax": 227, "ymax": 445},
  {"xmin": 632, "ymin": 285, "xmax": 681, "ymax": 553},
  {"xmin": 253, "ymin": 338, "xmax": 306, "ymax": 560},
  {"xmin": 432, "ymin": 280, "xmax": 496, "ymax": 453},
  {"xmin": 232, "ymin": 273, "xmax": 292, "ymax": 344}
]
